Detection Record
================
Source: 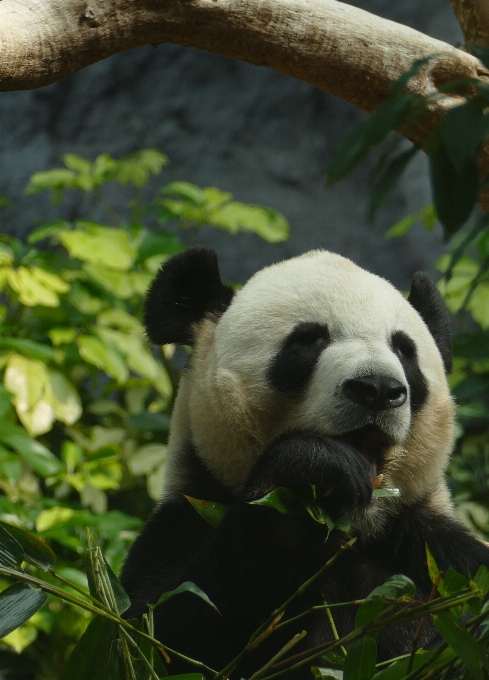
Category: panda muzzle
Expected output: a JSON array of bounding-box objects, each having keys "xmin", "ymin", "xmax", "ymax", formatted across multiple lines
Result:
[{"xmin": 336, "ymin": 424, "xmax": 392, "ymax": 483}]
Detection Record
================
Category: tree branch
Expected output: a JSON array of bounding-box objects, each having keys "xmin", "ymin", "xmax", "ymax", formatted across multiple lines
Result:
[
  {"xmin": 450, "ymin": 0, "xmax": 489, "ymax": 49},
  {"xmin": 1, "ymin": 0, "xmax": 489, "ymax": 204}
]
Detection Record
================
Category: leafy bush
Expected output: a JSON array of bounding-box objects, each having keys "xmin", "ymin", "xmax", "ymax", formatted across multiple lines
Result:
[{"xmin": 0, "ymin": 149, "xmax": 289, "ymax": 677}]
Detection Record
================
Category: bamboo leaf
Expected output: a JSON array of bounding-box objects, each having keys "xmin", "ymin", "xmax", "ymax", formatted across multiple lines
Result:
[
  {"xmin": 0, "ymin": 583, "xmax": 47, "ymax": 638},
  {"xmin": 249, "ymin": 488, "xmax": 305, "ymax": 516},
  {"xmin": 150, "ymin": 580, "xmax": 219, "ymax": 613},
  {"xmin": 62, "ymin": 616, "xmax": 124, "ymax": 680},
  {"xmin": 184, "ymin": 496, "xmax": 229, "ymax": 529},
  {"xmin": 355, "ymin": 575, "xmax": 415, "ymax": 628},
  {"xmin": 0, "ymin": 522, "xmax": 56, "ymax": 571},
  {"xmin": 0, "ymin": 524, "xmax": 24, "ymax": 569},
  {"xmin": 430, "ymin": 142, "xmax": 478, "ymax": 238},
  {"xmin": 433, "ymin": 610, "xmax": 489, "ymax": 680},
  {"xmin": 368, "ymin": 147, "xmax": 418, "ymax": 222},
  {"xmin": 344, "ymin": 636, "xmax": 377, "ymax": 680}
]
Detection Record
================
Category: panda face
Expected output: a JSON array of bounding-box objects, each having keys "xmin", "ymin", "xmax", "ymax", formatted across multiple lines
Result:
[{"xmin": 154, "ymin": 249, "xmax": 455, "ymax": 514}]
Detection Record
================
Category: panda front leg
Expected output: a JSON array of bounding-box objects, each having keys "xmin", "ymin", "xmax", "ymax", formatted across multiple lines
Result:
[{"xmin": 244, "ymin": 431, "xmax": 374, "ymax": 518}]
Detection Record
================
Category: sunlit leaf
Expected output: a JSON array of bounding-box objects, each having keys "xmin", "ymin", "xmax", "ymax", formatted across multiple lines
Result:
[
  {"xmin": 115, "ymin": 149, "xmax": 168, "ymax": 188},
  {"xmin": 77, "ymin": 335, "xmax": 129, "ymax": 384},
  {"xmin": 212, "ymin": 202, "xmax": 290, "ymax": 243},
  {"xmin": 46, "ymin": 370, "xmax": 82, "ymax": 426},
  {"xmin": 162, "ymin": 181, "xmax": 206, "ymax": 204},
  {"xmin": 385, "ymin": 213, "xmax": 418, "ymax": 239},
  {"xmin": 60, "ymin": 225, "xmax": 136, "ymax": 271},
  {"xmin": 7, "ymin": 266, "xmax": 62, "ymax": 307},
  {"xmin": 36, "ymin": 507, "xmax": 76, "ymax": 533},
  {"xmin": 0, "ymin": 243, "xmax": 14, "ymax": 265}
]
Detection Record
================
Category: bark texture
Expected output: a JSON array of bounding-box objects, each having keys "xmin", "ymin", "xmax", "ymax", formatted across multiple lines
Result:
[
  {"xmin": 1, "ymin": 0, "xmax": 489, "ymax": 203},
  {"xmin": 450, "ymin": 0, "xmax": 489, "ymax": 48}
]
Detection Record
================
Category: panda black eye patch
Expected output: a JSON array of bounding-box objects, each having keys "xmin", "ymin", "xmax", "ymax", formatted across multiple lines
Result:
[
  {"xmin": 391, "ymin": 330, "xmax": 428, "ymax": 411},
  {"xmin": 268, "ymin": 322, "xmax": 330, "ymax": 393}
]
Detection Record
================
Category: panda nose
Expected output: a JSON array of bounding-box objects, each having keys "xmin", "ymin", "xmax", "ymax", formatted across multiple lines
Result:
[{"xmin": 342, "ymin": 375, "xmax": 407, "ymax": 412}]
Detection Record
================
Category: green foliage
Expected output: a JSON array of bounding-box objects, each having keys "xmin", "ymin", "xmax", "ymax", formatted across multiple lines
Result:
[{"xmin": 0, "ymin": 150, "xmax": 290, "ymax": 676}]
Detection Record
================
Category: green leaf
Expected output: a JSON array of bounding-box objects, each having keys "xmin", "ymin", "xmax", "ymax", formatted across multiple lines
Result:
[
  {"xmin": 443, "ymin": 102, "xmax": 489, "ymax": 173},
  {"xmin": 0, "ymin": 583, "xmax": 47, "ymax": 639},
  {"xmin": 150, "ymin": 580, "xmax": 218, "ymax": 613},
  {"xmin": 0, "ymin": 524, "xmax": 24, "ymax": 568},
  {"xmin": 433, "ymin": 610, "xmax": 489, "ymax": 680},
  {"xmin": 77, "ymin": 335, "xmax": 129, "ymax": 384},
  {"xmin": 328, "ymin": 95, "xmax": 414, "ymax": 185},
  {"xmin": 430, "ymin": 142, "xmax": 478, "ymax": 238},
  {"xmin": 211, "ymin": 203, "xmax": 290, "ymax": 243},
  {"xmin": 0, "ymin": 522, "xmax": 56, "ymax": 571},
  {"xmin": 249, "ymin": 488, "xmax": 305, "ymax": 516},
  {"xmin": 162, "ymin": 181, "xmax": 206, "ymax": 204},
  {"xmin": 138, "ymin": 232, "xmax": 183, "ymax": 261},
  {"xmin": 62, "ymin": 616, "xmax": 124, "ymax": 680},
  {"xmin": 344, "ymin": 637, "xmax": 377, "ymax": 680},
  {"xmin": 3, "ymin": 435, "xmax": 63, "ymax": 477},
  {"xmin": 425, "ymin": 543, "xmax": 441, "ymax": 586},
  {"xmin": 105, "ymin": 560, "xmax": 131, "ymax": 615},
  {"xmin": 184, "ymin": 496, "xmax": 229, "ymax": 529},
  {"xmin": 368, "ymin": 147, "xmax": 418, "ymax": 222},
  {"xmin": 26, "ymin": 169, "xmax": 78, "ymax": 196},
  {"xmin": 35, "ymin": 507, "xmax": 76, "ymax": 532},
  {"xmin": 385, "ymin": 214, "xmax": 418, "ymax": 239},
  {"xmin": 473, "ymin": 565, "xmax": 489, "ymax": 596},
  {"xmin": 60, "ymin": 225, "xmax": 136, "ymax": 271},
  {"xmin": 355, "ymin": 575, "xmax": 415, "ymax": 628},
  {"xmin": 0, "ymin": 338, "xmax": 57, "ymax": 362},
  {"xmin": 27, "ymin": 221, "xmax": 69, "ymax": 244},
  {"xmin": 115, "ymin": 149, "xmax": 168, "ymax": 188}
]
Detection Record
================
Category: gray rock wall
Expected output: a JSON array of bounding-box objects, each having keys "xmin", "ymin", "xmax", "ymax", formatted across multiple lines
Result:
[{"xmin": 0, "ymin": 0, "xmax": 461, "ymax": 287}]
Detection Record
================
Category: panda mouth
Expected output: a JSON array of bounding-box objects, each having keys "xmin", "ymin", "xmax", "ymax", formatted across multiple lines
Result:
[{"xmin": 335, "ymin": 425, "xmax": 392, "ymax": 481}]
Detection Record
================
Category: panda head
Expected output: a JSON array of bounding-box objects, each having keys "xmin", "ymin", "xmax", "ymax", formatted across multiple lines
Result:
[{"xmin": 145, "ymin": 247, "xmax": 455, "ymax": 516}]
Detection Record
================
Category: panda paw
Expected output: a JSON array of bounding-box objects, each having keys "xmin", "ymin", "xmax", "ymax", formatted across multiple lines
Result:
[{"xmin": 244, "ymin": 432, "xmax": 373, "ymax": 518}]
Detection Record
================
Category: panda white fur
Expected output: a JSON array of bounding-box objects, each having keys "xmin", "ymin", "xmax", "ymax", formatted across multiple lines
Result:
[{"xmin": 121, "ymin": 247, "xmax": 489, "ymax": 675}]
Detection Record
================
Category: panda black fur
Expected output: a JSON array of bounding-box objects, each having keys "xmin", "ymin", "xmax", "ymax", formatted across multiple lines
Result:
[{"xmin": 121, "ymin": 247, "xmax": 489, "ymax": 676}]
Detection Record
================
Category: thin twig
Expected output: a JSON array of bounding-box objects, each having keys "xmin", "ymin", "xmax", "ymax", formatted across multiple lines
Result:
[
  {"xmin": 407, "ymin": 571, "xmax": 443, "ymax": 673},
  {"xmin": 120, "ymin": 626, "xmax": 161, "ymax": 680},
  {"xmin": 248, "ymin": 631, "xmax": 307, "ymax": 680},
  {"xmin": 213, "ymin": 538, "xmax": 356, "ymax": 680}
]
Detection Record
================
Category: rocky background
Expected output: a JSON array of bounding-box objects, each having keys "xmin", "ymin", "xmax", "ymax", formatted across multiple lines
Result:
[{"xmin": 0, "ymin": 0, "xmax": 461, "ymax": 286}]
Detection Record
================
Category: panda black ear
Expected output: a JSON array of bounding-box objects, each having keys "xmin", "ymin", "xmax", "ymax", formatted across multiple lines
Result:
[
  {"xmin": 144, "ymin": 246, "xmax": 235, "ymax": 346},
  {"xmin": 407, "ymin": 272, "xmax": 452, "ymax": 373}
]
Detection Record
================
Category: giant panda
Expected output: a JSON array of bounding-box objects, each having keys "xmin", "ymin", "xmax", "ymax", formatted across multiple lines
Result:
[{"xmin": 121, "ymin": 246, "xmax": 489, "ymax": 676}]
